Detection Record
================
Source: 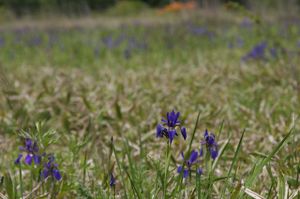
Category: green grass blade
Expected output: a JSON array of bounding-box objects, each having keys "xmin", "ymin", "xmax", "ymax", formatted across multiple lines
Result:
[
  {"xmin": 221, "ymin": 129, "xmax": 245, "ymax": 197},
  {"xmin": 187, "ymin": 110, "xmax": 201, "ymax": 154},
  {"xmin": 245, "ymin": 128, "xmax": 294, "ymax": 187},
  {"xmin": 4, "ymin": 172, "xmax": 15, "ymax": 199}
]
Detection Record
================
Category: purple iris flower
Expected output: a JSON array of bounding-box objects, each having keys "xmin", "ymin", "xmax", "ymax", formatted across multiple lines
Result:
[
  {"xmin": 109, "ymin": 173, "xmax": 116, "ymax": 187},
  {"xmin": 156, "ymin": 110, "xmax": 187, "ymax": 143},
  {"xmin": 177, "ymin": 150, "xmax": 202, "ymax": 178},
  {"xmin": 15, "ymin": 138, "xmax": 41, "ymax": 165},
  {"xmin": 200, "ymin": 130, "xmax": 218, "ymax": 160},
  {"xmin": 242, "ymin": 42, "xmax": 267, "ymax": 61},
  {"xmin": 161, "ymin": 110, "xmax": 181, "ymax": 128},
  {"xmin": 42, "ymin": 155, "xmax": 62, "ymax": 181}
]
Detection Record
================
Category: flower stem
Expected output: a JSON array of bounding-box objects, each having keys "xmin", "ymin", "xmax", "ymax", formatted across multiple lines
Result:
[
  {"xmin": 196, "ymin": 172, "xmax": 201, "ymax": 199},
  {"xmin": 163, "ymin": 142, "xmax": 171, "ymax": 198},
  {"xmin": 18, "ymin": 165, "xmax": 24, "ymax": 199}
]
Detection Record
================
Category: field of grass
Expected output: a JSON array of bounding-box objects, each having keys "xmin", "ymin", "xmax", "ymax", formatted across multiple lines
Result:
[{"xmin": 0, "ymin": 10, "xmax": 300, "ymax": 198}]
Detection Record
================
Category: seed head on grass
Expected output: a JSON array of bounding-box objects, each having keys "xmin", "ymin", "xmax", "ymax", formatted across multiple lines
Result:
[
  {"xmin": 15, "ymin": 138, "xmax": 41, "ymax": 165},
  {"xmin": 156, "ymin": 110, "xmax": 187, "ymax": 143},
  {"xmin": 200, "ymin": 129, "xmax": 218, "ymax": 160},
  {"xmin": 177, "ymin": 150, "xmax": 202, "ymax": 178}
]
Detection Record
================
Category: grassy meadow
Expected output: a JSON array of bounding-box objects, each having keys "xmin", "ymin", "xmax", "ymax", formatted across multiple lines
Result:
[{"xmin": 0, "ymin": 9, "xmax": 299, "ymax": 198}]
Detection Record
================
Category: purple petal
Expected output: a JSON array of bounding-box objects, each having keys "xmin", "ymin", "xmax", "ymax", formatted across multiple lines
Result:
[
  {"xmin": 177, "ymin": 166, "xmax": 189, "ymax": 178},
  {"xmin": 42, "ymin": 169, "xmax": 49, "ymax": 179},
  {"xmin": 33, "ymin": 155, "xmax": 41, "ymax": 164},
  {"xmin": 25, "ymin": 138, "xmax": 32, "ymax": 148},
  {"xmin": 15, "ymin": 154, "xmax": 23, "ymax": 165},
  {"xmin": 210, "ymin": 148, "xmax": 218, "ymax": 160},
  {"xmin": 188, "ymin": 150, "xmax": 198, "ymax": 166},
  {"xmin": 199, "ymin": 147, "xmax": 204, "ymax": 157},
  {"xmin": 177, "ymin": 166, "xmax": 183, "ymax": 174},
  {"xmin": 156, "ymin": 124, "xmax": 164, "ymax": 138},
  {"xmin": 24, "ymin": 154, "xmax": 33, "ymax": 165},
  {"xmin": 168, "ymin": 130, "xmax": 177, "ymax": 144},
  {"xmin": 19, "ymin": 146, "xmax": 26, "ymax": 151},
  {"xmin": 204, "ymin": 129, "xmax": 209, "ymax": 138},
  {"xmin": 53, "ymin": 169, "xmax": 62, "ymax": 181},
  {"xmin": 183, "ymin": 169, "xmax": 189, "ymax": 178},
  {"xmin": 181, "ymin": 127, "xmax": 187, "ymax": 140},
  {"xmin": 197, "ymin": 168, "xmax": 203, "ymax": 175},
  {"xmin": 175, "ymin": 111, "xmax": 180, "ymax": 120},
  {"xmin": 109, "ymin": 173, "xmax": 116, "ymax": 187}
]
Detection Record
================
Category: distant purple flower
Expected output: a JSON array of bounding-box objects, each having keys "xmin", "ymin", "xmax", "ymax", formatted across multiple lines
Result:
[
  {"xmin": 240, "ymin": 18, "xmax": 252, "ymax": 29},
  {"xmin": 15, "ymin": 138, "xmax": 41, "ymax": 165},
  {"xmin": 200, "ymin": 130, "xmax": 218, "ymax": 160},
  {"xmin": 28, "ymin": 35, "xmax": 42, "ymax": 47},
  {"xmin": 242, "ymin": 42, "xmax": 267, "ymax": 61},
  {"xmin": 177, "ymin": 150, "xmax": 202, "ymax": 178},
  {"xmin": 42, "ymin": 155, "xmax": 61, "ymax": 181},
  {"xmin": 156, "ymin": 110, "xmax": 187, "ymax": 143},
  {"xmin": 109, "ymin": 173, "xmax": 116, "ymax": 187},
  {"xmin": 0, "ymin": 37, "xmax": 5, "ymax": 47}
]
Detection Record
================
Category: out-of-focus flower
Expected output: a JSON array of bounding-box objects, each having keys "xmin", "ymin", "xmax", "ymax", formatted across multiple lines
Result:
[
  {"xmin": 200, "ymin": 129, "xmax": 218, "ymax": 160},
  {"xmin": 242, "ymin": 42, "xmax": 267, "ymax": 61},
  {"xmin": 177, "ymin": 150, "xmax": 202, "ymax": 178},
  {"xmin": 15, "ymin": 138, "xmax": 41, "ymax": 165},
  {"xmin": 42, "ymin": 155, "xmax": 62, "ymax": 181}
]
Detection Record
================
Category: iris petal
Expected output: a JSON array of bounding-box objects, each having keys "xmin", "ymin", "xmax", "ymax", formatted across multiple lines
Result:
[
  {"xmin": 53, "ymin": 169, "xmax": 62, "ymax": 181},
  {"xmin": 183, "ymin": 169, "xmax": 189, "ymax": 178},
  {"xmin": 156, "ymin": 124, "xmax": 164, "ymax": 138},
  {"xmin": 15, "ymin": 154, "xmax": 23, "ymax": 165},
  {"xmin": 24, "ymin": 154, "xmax": 33, "ymax": 165},
  {"xmin": 197, "ymin": 168, "xmax": 203, "ymax": 175},
  {"xmin": 210, "ymin": 148, "xmax": 218, "ymax": 160},
  {"xmin": 188, "ymin": 150, "xmax": 198, "ymax": 165},
  {"xmin": 181, "ymin": 127, "xmax": 187, "ymax": 140},
  {"xmin": 43, "ymin": 169, "xmax": 49, "ymax": 179},
  {"xmin": 168, "ymin": 130, "xmax": 177, "ymax": 143},
  {"xmin": 177, "ymin": 166, "xmax": 183, "ymax": 173},
  {"xmin": 33, "ymin": 155, "xmax": 41, "ymax": 164}
]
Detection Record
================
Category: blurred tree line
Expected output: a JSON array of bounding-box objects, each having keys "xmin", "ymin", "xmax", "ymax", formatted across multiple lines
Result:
[{"xmin": 0, "ymin": 0, "xmax": 299, "ymax": 17}]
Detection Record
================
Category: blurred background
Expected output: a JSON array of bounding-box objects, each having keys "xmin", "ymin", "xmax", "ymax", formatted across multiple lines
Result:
[{"xmin": 0, "ymin": 0, "xmax": 299, "ymax": 18}]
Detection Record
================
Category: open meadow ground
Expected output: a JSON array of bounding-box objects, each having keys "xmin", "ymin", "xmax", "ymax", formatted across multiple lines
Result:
[{"xmin": 0, "ymin": 10, "xmax": 299, "ymax": 198}]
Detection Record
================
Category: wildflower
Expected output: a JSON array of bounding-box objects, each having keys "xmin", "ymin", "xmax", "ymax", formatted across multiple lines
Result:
[
  {"xmin": 242, "ymin": 42, "xmax": 267, "ymax": 61},
  {"xmin": 109, "ymin": 173, "xmax": 116, "ymax": 187},
  {"xmin": 14, "ymin": 154, "xmax": 23, "ymax": 165},
  {"xmin": 177, "ymin": 150, "xmax": 202, "ymax": 178},
  {"xmin": 200, "ymin": 129, "xmax": 218, "ymax": 160},
  {"xmin": 42, "ymin": 155, "xmax": 61, "ymax": 181},
  {"xmin": 15, "ymin": 138, "xmax": 41, "ymax": 165},
  {"xmin": 156, "ymin": 110, "xmax": 187, "ymax": 143}
]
